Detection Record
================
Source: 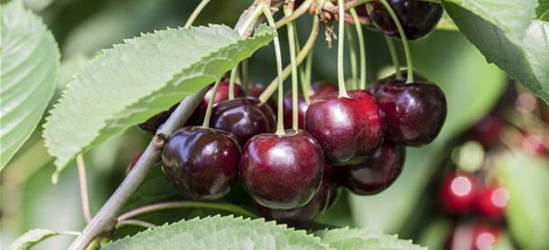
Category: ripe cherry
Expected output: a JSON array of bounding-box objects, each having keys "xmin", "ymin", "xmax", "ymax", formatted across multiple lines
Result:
[
  {"xmin": 338, "ymin": 140, "xmax": 405, "ymax": 195},
  {"xmin": 283, "ymin": 82, "xmax": 337, "ymax": 129},
  {"xmin": 451, "ymin": 223, "xmax": 501, "ymax": 250},
  {"xmin": 441, "ymin": 173, "xmax": 479, "ymax": 214},
  {"xmin": 372, "ymin": 79, "xmax": 447, "ymax": 147},
  {"xmin": 248, "ymin": 82, "xmax": 266, "ymax": 97},
  {"xmin": 476, "ymin": 185, "xmax": 509, "ymax": 220},
  {"xmin": 240, "ymin": 130, "xmax": 324, "ymax": 209},
  {"xmin": 211, "ymin": 97, "xmax": 276, "ymax": 146},
  {"xmin": 161, "ymin": 127, "xmax": 240, "ymax": 200},
  {"xmin": 203, "ymin": 79, "xmax": 244, "ymax": 110},
  {"xmin": 367, "ymin": 0, "xmax": 443, "ymax": 40},
  {"xmin": 468, "ymin": 115, "xmax": 504, "ymax": 148},
  {"xmin": 312, "ymin": 82, "xmax": 338, "ymax": 97},
  {"xmin": 305, "ymin": 90, "xmax": 385, "ymax": 164},
  {"xmin": 255, "ymin": 163, "xmax": 339, "ymax": 229}
]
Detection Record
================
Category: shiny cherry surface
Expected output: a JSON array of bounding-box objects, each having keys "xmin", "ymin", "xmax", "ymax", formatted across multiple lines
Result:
[
  {"xmin": 203, "ymin": 79, "xmax": 244, "ymax": 110},
  {"xmin": 374, "ymin": 80, "xmax": 446, "ymax": 146},
  {"xmin": 240, "ymin": 129, "xmax": 324, "ymax": 209},
  {"xmin": 255, "ymin": 163, "xmax": 338, "ymax": 229},
  {"xmin": 476, "ymin": 185, "xmax": 509, "ymax": 220},
  {"xmin": 161, "ymin": 127, "xmax": 240, "ymax": 200},
  {"xmin": 338, "ymin": 141, "xmax": 405, "ymax": 195},
  {"xmin": 367, "ymin": 0, "xmax": 443, "ymax": 40},
  {"xmin": 283, "ymin": 82, "xmax": 337, "ymax": 129},
  {"xmin": 305, "ymin": 90, "xmax": 385, "ymax": 164},
  {"xmin": 211, "ymin": 97, "xmax": 276, "ymax": 146},
  {"xmin": 441, "ymin": 174, "xmax": 478, "ymax": 214}
]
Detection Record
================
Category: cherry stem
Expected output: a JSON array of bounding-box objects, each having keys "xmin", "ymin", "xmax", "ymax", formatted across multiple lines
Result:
[
  {"xmin": 202, "ymin": 79, "xmax": 222, "ymax": 128},
  {"xmin": 76, "ymin": 154, "xmax": 92, "ymax": 224},
  {"xmin": 275, "ymin": 0, "xmax": 314, "ymax": 28},
  {"xmin": 284, "ymin": 4, "xmax": 299, "ymax": 130},
  {"xmin": 229, "ymin": 66, "xmax": 238, "ymax": 100},
  {"xmin": 184, "ymin": 0, "xmax": 212, "ymax": 28},
  {"xmin": 349, "ymin": 8, "xmax": 367, "ymax": 89},
  {"xmin": 337, "ymin": 0, "xmax": 349, "ymax": 98},
  {"xmin": 379, "ymin": 0, "xmax": 414, "ymax": 83},
  {"xmin": 346, "ymin": 28, "xmax": 359, "ymax": 90},
  {"xmin": 117, "ymin": 201, "xmax": 256, "ymax": 222},
  {"xmin": 301, "ymin": 52, "xmax": 313, "ymax": 105},
  {"xmin": 259, "ymin": 13, "xmax": 319, "ymax": 104},
  {"xmin": 293, "ymin": 24, "xmax": 313, "ymax": 106},
  {"xmin": 242, "ymin": 59, "xmax": 250, "ymax": 94},
  {"xmin": 384, "ymin": 35, "xmax": 402, "ymax": 80},
  {"xmin": 262, "ymin": 5, "xmax": 286, "ymax": 135}
]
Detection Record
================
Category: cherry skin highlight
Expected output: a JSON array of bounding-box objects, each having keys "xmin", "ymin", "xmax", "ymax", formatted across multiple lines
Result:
[
  {"xmin": 255, "ymin": 163, "xmax": 339, "ymax": 229},
  {"xmin": 372, "ymin": 79, "xmax": 447, "ymax": 146},
  {"xmin": 161, "ymin": 127, "xmax": 240, "ymax": 200},
  {"xmin": 240, "ymin": 129, "xmax": 324, "ymax": 209},
  {"xmin": 476, "ymin": 185, "xmax": 509, "ymax": 220},
  {"xmin": 305, "ymin": 90, "xmax": 385, "ymax": 164},
  {"xmin": 338, "ymin": 140, "xmax": 405, "ymax": 195},
  {"xmin": 367, "ymin": 0, "xmax": 443, "ymax": 40},
  {"xmin": 211, "ymin": 97, "xmax": 276, "ymax": 146},
  {"xmin": 440, "ymin": 173, "xmax": 479, "ymax": 215}
]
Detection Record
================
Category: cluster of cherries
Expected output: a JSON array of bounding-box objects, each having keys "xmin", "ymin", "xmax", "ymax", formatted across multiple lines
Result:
[
  {"xmin": 135, "ymin": 0, "xmax": 448, "ymax": 229},
  {"xmin": 440, "ymin": 86, "xmax": 549, "ymax": 250}
]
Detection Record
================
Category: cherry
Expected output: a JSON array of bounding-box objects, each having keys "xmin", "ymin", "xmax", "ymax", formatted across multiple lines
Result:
[
  {"xmin": 240, "ymin": 129, "xmax": 324, "ymax": 209},
  {"xmin": 161, "ymin": 127, "xmax": 240, "ymax": 200},
  {"xmin": 312, "ymin": 82, "xmax": 338, "ymax": 98},
  {"xmin": 203, "ymin": 79, "xmax": 244, "ymax": 110},
  {"xmin": 468, "ymin": 115, "xmax": 504, "ymax": 148},
  {"xmin": 366, "ymin": 0, "xmax": 443, "ymax": 40},
  {"xmin": 305, "ymin": 90, "xmax": 385, "ymax": 164},
  {"xmin": 520, "ymin": 133, "xmax": 549, "ymax": 156},
  {"xmin": 372, "ymin": 79, "xmax": 447, "ymax": 146},
  {"xmin": 476, "ymin": 185, "xmax": 509, "ymax": 220},
  {"xmin": 248, "ymin": 82, "xmax": 266, "ymax": 97},
  {"xmin": 283, "ymin": 82, "xmax": 337, "ymax": 129},
  {"xmin": 440, "ymin": 173, "xmax": 479, "ymax": 214},
  {"xmin": 255, "ymin": 163, "xmax": 339, "ymax": 229},
  {"xmin": 338, "ymin": 140, "xmax": 405, "ymax": 195},
  {"xmin": 450, "ymin": 223, "xmax": 501, "ymax": 250},
  {"xmin": 211, "ymin": 97, "xmax": 276, "ymax": 146}
]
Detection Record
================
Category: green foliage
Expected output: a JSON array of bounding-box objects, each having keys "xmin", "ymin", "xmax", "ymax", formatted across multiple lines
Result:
[
  {"xmin": 537, "ymin": 0, "xmax": 549, "ymax": 21},
  {"xmin": 7, "ymin": 229, "xmax": 79, "ymax": 250},
  {"xmin": 43, "ymin": 25, "xmax": 275, "ymax": 181},
  {"xmin": 104, "ymin": 216, "xmax": 331, "ymax": 250},
  {"xmin": 442, "ymin": 0, "xmax": 549, "ymax": 104},
  {"xmin": 316, "ymin": 228, "xmax": 426, "ymax": 250},
  {"xmin": 496, "ymin": 151, "xmax": 549, "ymax": 250},
  {"xmin": 0, "ymin": 0, "xmax": 59, "ymax": 170}
]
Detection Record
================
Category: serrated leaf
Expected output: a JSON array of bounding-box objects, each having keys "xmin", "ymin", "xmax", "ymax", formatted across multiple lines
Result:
[
  {"xmin": 443, "ymin": 1, "xmax": 549, "ymax": 104},
  {"xmin": 316, "ymin": 227, "xmax": 426, "ymax": 250},
  {"xmin": 537, "ymin": 0, "xmax": 549, "ymax": 21},
  {"xmin": 104, "ymin": 216, "xmax": 330, "ymax": 250},
  {"xmin": 43, "ymin": 25, "xmax": 275, "ymax": 180},
  {"xmin": 495, "ymin": 151, "xmax": 549, "ymax": 250},
  {"xmin": 8, "ymin": 229, "xmax": 79, "ymax": 250},
  {"xmin": 0, "ymin": 0, "xmax": 59, "ymax": 170}
]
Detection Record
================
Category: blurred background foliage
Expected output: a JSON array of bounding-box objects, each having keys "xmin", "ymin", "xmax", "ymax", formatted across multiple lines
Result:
[{"xmin": 1, "ymin": 0, "xmax": 547, "ymax": 249}]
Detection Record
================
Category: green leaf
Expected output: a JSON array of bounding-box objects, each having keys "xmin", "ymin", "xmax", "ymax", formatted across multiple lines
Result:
[
  {"xmin": 443, "ymin": 1, "xmax": 549, "ymax": 104},
  {"xmin": 43, "ymin": 25, "xmax": 275, "ymax": 181},
  {"xmin": 316, "ymin": 228, "xmax": 426, "ymax": 250},
  {"xmin": 0, "ymin": 0, "xmax": 59, "ymax": 170},
  {"xmin": 8, "ymin": 229, "xmax": 79, "ymax": 250},
  {"xmin": 104, "ymin": 216, "xmax": 330, "ymax": 250},
  {"xmin": 495, "ymin": 151, "xmax": 549, "ymax": 250},
  {"xmin": 537, "ymin": 0, "xmax": 549, "ymax": 21}
]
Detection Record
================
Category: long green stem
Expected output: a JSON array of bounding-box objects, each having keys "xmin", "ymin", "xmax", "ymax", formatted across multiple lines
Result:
[
  {"xmin": 384, "ymin": 35, "xmax": 402, "ymax": 80},
  {"xmin": 337, "ymin": 0, "xmax": 349, "ymax": 97},
  {"xmin": 262, "ymin": 5, "xmax": 286, "ymax": 135},
  {"xmin": 346, "ymin": 28, "xmax": 358, "ymax": 90},
  {"xmin": 275, "ymin": 0, "xmax": 314, "ymax": 28},
  {"xmin": 285, "ymin": 6, "xmax": 299, "ymax": 130},
  {"xmin": 184, "ymin": 0, "xmax": 213, "ymax": 28},
  {"xmin": 349, "ymin": 8, "xmax": 367, "ymax": 89},
  {"xmin": 379, "ymin": 0, "xmax": 414, "ymax": 83},
  {"xmin": 301, "ymin": 52, "xmax": 313, "ymax": 104},
  {"xmin": 242, "ymin": 59, "xmax": 249, "ymax": 94},
  {"xmin": 202, "ymin": 79, "xmax": 221, "ymax": 128},
  {"xmin": 229, "ymin": 66, "xmax": 238, "ymax": 100}
]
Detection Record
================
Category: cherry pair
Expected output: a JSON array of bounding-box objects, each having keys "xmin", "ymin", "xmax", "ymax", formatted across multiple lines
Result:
[{"xmin": 441, "ymin": 173, "xmax": 509, "ymax": 220}]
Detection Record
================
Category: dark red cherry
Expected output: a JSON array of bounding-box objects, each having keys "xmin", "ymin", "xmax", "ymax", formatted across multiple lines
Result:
[
  {"xmin": 248, "ymin": 82, "xmax": 266, "ymax": 97},
  {"xmin": 305, "ymin": 90, "xmax": 385, "ymax": 164},
  {"xmin": 161, "ymin": 127, "xmax": 240, "ymax": 200},
  {"xmin": 373, "ymin": 80, "xmax": 446, "ymax": 146},
  {"xmin": 450, "ymin": 223, "xmax": 501, "ymax": 250},
  {"xmin": 283, "ymin": 93, "xmax": 308, "ymax": 129},
  {"xmin": 476, "ymin": 185, "xmax": 509, "ymax": 220},
  {"xmin": 203, "ymin": 79, "xmax": 244, "ymax": 110},
  {"xmin": 211, "ymin": 97, "xmax": 276, "ymax": 146},
  {"xmin": 441, "ymin": 174, "xmax": 479, "ymax": 214},
  {"xmin": 521, "ymin": 133, "xmax": 549, "ymax": 156},
  {"xmin": 312, "ymin": 82, "xmax": 338, "ymax": 98},
  {"xmin": 468, "ymin": 115, "xmax": 504, "ymax": 148},
  {"xmin": 366, "ymin": 0, "xmax": 443, "ymax": 40},
  {"xmin": 240, "ymin": 129, "xmax": 324, "ymax": 209},
  {"xmin": 338, "ymin": 140, "xmax": 405, "ymax": 195},
  {"xmin": 255, "ymin": 163, "xmax": 338, "ymax": 229}
]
